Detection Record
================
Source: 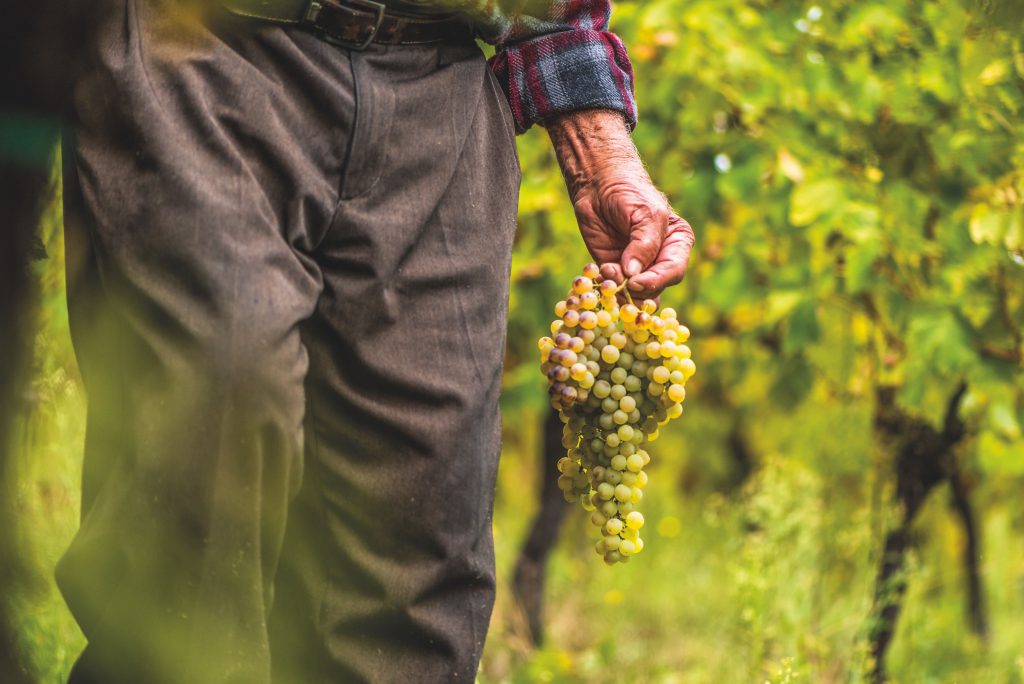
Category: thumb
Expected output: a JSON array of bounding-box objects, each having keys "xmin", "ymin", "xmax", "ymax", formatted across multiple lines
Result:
[{"xmin": 620, "ymin": 207, "xmax": 668, "ymax": 278}]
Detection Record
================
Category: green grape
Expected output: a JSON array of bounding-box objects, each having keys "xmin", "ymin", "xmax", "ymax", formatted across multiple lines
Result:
[
  {"xmin": 626, "ymin": 511, "xmax": 644, "ymax": 530},
  {"xmin": 604, "ymin": 550, "xmax": 622, "ymax": 565},
  {"xmin": 601, "ymin": 345, "xmax": 620, "ymax": 364},
  {"xmin": 614, "ymin": 484, "xmax": 631, "ymax": 502},
  {"xmin": 626, "ymin": 453, "xmax": 644, "ymax": 472},
  {"xmin": 604, "ymin": 518, "xmax": 624, "ymax": 536}
]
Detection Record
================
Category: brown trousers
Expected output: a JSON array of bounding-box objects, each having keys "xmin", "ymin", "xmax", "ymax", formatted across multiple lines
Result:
[{"xmin": 60, "ymin": 2, "xmax": 520, "ymax": 681}]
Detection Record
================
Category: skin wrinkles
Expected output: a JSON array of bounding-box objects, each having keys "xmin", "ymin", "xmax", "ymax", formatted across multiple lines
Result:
[{"xmin": 546, "ymin": 108, "xmax": 695, "ymax": 301}]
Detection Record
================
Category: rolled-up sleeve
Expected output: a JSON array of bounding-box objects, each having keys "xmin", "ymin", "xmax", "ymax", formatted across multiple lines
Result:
[{"xmin": 482, "ymin": 2, "xmax": 637, "ymax": 134}]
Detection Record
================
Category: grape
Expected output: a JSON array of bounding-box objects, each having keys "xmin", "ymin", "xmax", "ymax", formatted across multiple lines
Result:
[
  {"xmin": 604, "ymin": 518, "xmax": 624, "ymax": 536},
  {"xmin": 614, "ymin": 483, "xmax": 632, "ymax": 502},
  {"xmin": 572, "ymin": 276, "xmax": 593, "ymax": 294},
  {"xmin": 601, "ymin": 345, "xmax": 620, "ymax": 364},
  {"xmin": 538, "ymin": 263, "xmax": 696, "ymax": 564}
]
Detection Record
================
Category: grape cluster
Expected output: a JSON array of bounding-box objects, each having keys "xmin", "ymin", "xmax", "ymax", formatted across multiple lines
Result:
[{"xmin": 538, "ymin": 263, "xmax": 695, "ymax": 565}]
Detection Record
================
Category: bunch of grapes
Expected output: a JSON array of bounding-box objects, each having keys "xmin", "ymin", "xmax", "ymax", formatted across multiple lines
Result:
[{"xmin": 538, "ymin": 263, "xmax": 696, "ymax": 565}]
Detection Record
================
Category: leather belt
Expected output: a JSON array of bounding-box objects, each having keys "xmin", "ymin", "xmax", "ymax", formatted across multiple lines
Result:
[{"xmin": 224, "ymin": 0, "xmax": 475, "ymax": 50}]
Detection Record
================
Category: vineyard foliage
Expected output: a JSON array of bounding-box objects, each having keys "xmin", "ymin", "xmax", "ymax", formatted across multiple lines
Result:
[{"xmin": 8, "ymin": 0, "xmax": 1024, "ymax": 682}]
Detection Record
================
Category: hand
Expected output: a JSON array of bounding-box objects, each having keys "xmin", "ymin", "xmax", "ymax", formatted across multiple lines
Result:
[{"xmin": 546, "ymin": 109, "xmax": 694, "ymax": 300}]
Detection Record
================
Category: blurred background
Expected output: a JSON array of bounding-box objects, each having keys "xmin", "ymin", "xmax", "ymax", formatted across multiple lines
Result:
[{"xmin": 4, "ymin": 0, "xmax": 1023, "ymax": 682}]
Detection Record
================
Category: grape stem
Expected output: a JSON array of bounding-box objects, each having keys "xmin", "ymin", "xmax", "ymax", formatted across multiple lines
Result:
[{"xmin": 614, "ymin": 278, "xmax": 635, "ymax": 307}]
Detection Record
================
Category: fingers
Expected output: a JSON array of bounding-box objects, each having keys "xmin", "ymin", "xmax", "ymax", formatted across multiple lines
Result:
[
  {"xmin": 600, "ymin": 262, "xmax": 624, "ymax": 284},
  {"xmin": 619, "ymin": 205, "xmax": 670, "ymax": 278},
  {"xmin": 624, "ymin": 215, "xmax": 695, "ymax": 298}
]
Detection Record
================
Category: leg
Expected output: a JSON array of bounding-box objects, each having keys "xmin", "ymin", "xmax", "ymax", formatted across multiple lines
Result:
[
  {"xmin": 268, "ymin": 43, "xmax": 520, "ymax": 683},
  {"xmin": 59, "ymin": 3, "xmax": 356, "ymax": 681}
]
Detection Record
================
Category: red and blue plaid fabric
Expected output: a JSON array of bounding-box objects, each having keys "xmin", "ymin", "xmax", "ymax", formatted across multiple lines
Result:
[{"xmin": 468, "ymin": 1, "xmax": 636, "ymax": 134}]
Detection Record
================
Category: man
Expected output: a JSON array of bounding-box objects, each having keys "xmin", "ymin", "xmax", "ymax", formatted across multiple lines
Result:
[{"xmin": 59, "ymin": 0, "xmax": 693, "ymax": 681}]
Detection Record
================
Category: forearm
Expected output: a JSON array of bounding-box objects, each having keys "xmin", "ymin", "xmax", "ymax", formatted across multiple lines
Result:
[{"xmin": 545, "ymin": 109, "xmax": 644, "ymax": 201}]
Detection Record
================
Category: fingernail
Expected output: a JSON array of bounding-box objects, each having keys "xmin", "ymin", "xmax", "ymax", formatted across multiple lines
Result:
[{"xmin": 625, "ymin": 259, "xmax": 643, "ymax": 277}]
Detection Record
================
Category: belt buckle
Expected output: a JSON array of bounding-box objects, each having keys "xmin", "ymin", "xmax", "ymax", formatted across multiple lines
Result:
[{"xmin": 305, "ymin": 0, "xmax": 386, "ymax": 51}]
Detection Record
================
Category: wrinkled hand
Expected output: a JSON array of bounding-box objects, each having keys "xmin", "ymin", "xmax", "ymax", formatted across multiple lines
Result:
[{"xmin": 546, "ymin": 109, "xmax": 694, "ymax": 300}]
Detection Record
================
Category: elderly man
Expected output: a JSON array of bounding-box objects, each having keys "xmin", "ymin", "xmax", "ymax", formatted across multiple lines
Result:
[{"xmin": 59, "ymin": 0, "xmax": 693, "ymax": 681}]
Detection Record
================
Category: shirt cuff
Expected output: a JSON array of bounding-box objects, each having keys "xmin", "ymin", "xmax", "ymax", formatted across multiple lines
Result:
[{"xmin": 488, "ymin": 29, "xmax": 637, "ymax": 135}]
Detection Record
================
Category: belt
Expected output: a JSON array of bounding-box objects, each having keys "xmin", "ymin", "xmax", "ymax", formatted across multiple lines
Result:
[{"xmin": 224, "ymin": 0, "xmax": 475, "ymax": 50}]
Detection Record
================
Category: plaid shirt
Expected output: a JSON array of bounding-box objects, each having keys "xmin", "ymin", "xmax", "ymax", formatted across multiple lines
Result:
[{"xmin": 462, "ymin": 1, "xmax": 636, "ymax": 134}]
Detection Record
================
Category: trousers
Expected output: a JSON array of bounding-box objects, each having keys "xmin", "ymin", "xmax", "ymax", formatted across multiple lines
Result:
[{"xmin": 58, "ymin": 1, "xmax": 520, "ymax": 681}]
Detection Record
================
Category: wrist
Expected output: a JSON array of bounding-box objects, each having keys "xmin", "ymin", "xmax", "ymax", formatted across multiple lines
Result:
[{"xmin": 546, "ymin": 109, "xmax": 644, "ymax": 200}]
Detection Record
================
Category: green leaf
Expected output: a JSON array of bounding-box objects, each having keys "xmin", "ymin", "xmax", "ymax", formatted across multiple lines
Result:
[
  {"xmin": 969, "ymin": 204, "xmax": 1010, "ymax": 245},
  {"xmin": 789, "ymin": 179, "xmax": 846, "ymax": 227},
  {"xmin": 783, "ymin": 299, "xmax": 821, "ymax": 355}
]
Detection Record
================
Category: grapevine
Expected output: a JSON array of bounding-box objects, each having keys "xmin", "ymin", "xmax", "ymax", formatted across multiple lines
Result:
[{"xmin": 538, "ymin": 263, "xmax": 696, "ymax": 564}]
